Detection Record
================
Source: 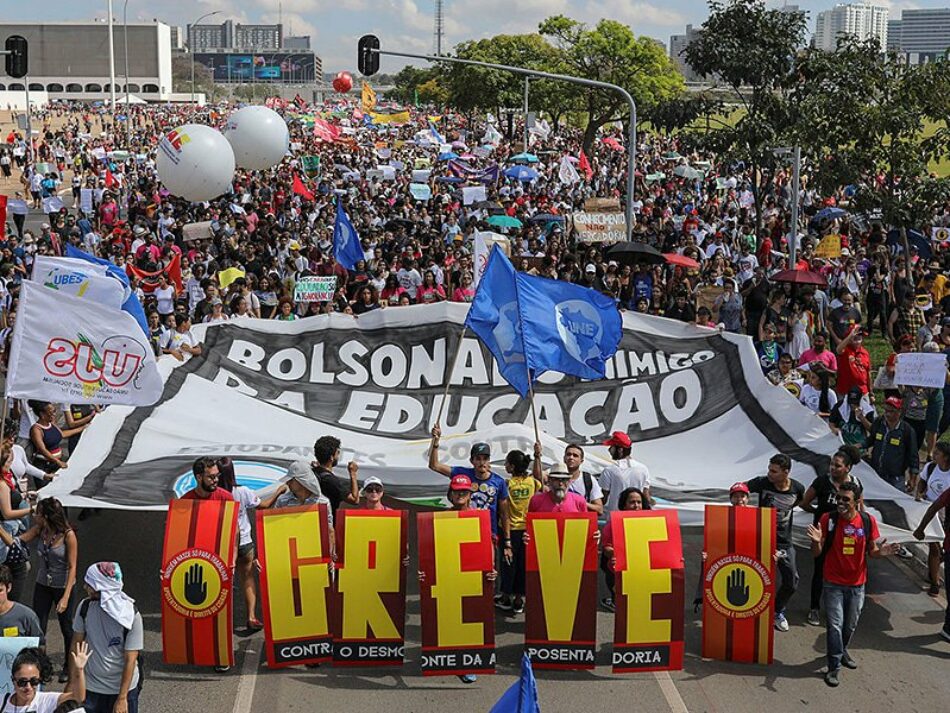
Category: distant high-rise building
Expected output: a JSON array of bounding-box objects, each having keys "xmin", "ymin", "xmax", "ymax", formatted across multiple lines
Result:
[
  {"xmin": 814, "ymin": 3, "xmax": 888, "ymax": 52},
  {"xmin": 283, "ymin": 35, "xmax": 310, "ymax": 50},
  {"xmin": 891, "ymin": 8, "xmax": 950, "ymax": 61},
  {"xmin": 887, "ymin": 19, "xmax": 902, "ymax": 52},
  {"xmin": 669, "ymin": 24, "xmax": 703, "ymax": 82},
  {"xmin": 187, "ymin": 20, "xmax": 282, "ymax": 51},
  {"xmin": 169, "ymin": 25, "xmax": 184, "ymax": 52},
  {"xmin": 235, "ymin": 23, "xmax": 282, "ymax": 50}
]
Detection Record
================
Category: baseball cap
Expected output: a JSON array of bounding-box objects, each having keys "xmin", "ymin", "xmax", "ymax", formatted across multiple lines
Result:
[
  {"xmin": 289, "ymin": 241, "xmax": 301, "ymax": 250},
  {"xmin": 729, "ymin": 482, "xmax": 750, "ymax": 495},
  {"xmin": 359, "ymin": 475, "xmax": 384, "ymax": 494},
  {"xmin": 449, "ymin": 474, "xmax": 473, "ymax": 491},
  {"xmin": 470, "ymin": 442, "xmax": 491, "ymax": 458},
  {"xmin": 602, "ymin": 431, "xmax": 632, "ymax": 449},
  {"xmin": 885, "ymin": 396, "xmax": 903, "ymax": 410},
  {"xmin": 846, "ymin": 386, "xmax": 862, "ymax": 402},
  {"xmin": 548, "ymin": 462, "xmax": 571, "ymax": 479},
  {"xmin": 585, "ymin": 264, "xmax": 596, "ymax": 274}
]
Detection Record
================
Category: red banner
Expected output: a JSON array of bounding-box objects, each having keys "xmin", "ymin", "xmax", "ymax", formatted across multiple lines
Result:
[
  {"xmin": 126, "ymin": 252, "xmax": 182, "ymax": 293},
  {"xmin": 331, "ymin": 510, "xmax": 408, "ymax": 666},
  {"xmin": 702, "ymin": 504, "xmax": 777, "ymax": 664},
  {"xmin": 0, "ymin": 195, "xmax": 7, "ymax": 240},
  {"xmin": 160, "ymin": 499, "xmax": 237, "ymax": 667},
  {"xmin": 417, "ymin": 510, "xmax": 495, "ymax": 676},
  {"xmin": 256, "ymin": 504, "xmax": 333, "ymax": 668},
  {"xmin": 524, "ymin": 512, "xmax": 598, "ymax": 670},
  {"xmin": 611, "ymin": 510, "xmax": 684, "ymax": 673}
]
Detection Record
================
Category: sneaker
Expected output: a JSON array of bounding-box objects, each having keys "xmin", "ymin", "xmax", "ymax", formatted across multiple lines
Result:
[
  {"xmin": 494, "ymin": 596, "xmax": 512, "ymax": 611},
  {"xmin": 940, "ymin": 627, "xmax": 950, "ymax": 643},
  {"xmin": 512, "ymin": 599, "xmax": 525, "ymax": 615},
  {"xmin": 774, "ymin": 613, "xmax": 790, "ymax": 632},
  {"xmin": 841, "ymin": 652, "xmax": 857, "ymax": 670},
  {"xmin": 824, "ymin": 669, "xmax": 840, "ymax": 687},
  {"xmin": 458, "ymin": 674, "xmax": 477, "ymax": 684},
  {"xmin": 928, "ymin": 582, "xmax": 941, "ymax": 597},
  {"xmin": 600, "ymin": 597, "xmax": 615, "ymax": 612},
  {"xmin": 807, "ymin": 609, "xmax": 821, "ymax": 627},
  {"xmin": 214, "ymin": 665, "xmax": 231, "ymax": 674},
  {"xmin": 896, "ymin": 545, "xmax": 914, "ymax": 560}
]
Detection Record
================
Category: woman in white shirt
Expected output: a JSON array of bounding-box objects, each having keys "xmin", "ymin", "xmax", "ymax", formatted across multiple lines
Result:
[
  {"xmin": 917, "ymin": 441, "xmax": 950, "ymax": 596},
  {"xmin": 2, "ymin": 643, "xmax": 89, "ymax": 712},
  {"xmin": 153, "ymin": 274, "xmax": 176, "ymax": 318}
]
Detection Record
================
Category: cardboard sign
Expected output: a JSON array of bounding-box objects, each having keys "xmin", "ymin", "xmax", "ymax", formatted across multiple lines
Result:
[
  {"xmin": 257, "ymin": 504, "xmax": 333, "ymax": 668},
  {"xmin": 702, "ymin": 504, "xmax": 776, "ymax": 664},
  {"xmin": 161, "ymin": 499, "xmax": 237, "ymax": 667},
  {"xmin": 295, "ymin": 276, "xmax": 337, "ymax": 303},
  {"xmin": 695, "ymin": 285, "xmax": 725, "ymax": 322},
  {"xmin": 524, "ymin": 512, "xmax": 598, "ymax": 669},
  {"xmin": 894, "ymin": 352, "xmax": 949, "ymax": 388},
  {"xmin": 611, "ymin": 510, "xmax": 684, "ymax": 673},
  {"xmin": 332, "ymin": 510, "xmax": 408, "ymax": 666},
  {"xmin": 182, "ymin": 221, "xmax": 214, "ymax": 242},
  {"xmin": 583, "ymin": 197, "xmax": 621, "ymax": 213},
  {"xmin": 462, "ymin": 185, "xmax": 487, "ymax": 206},
  {"xmin": 815, "ymin": 234, "xmax": 842, "ymax": 259},
  {"xmin": 417, "ymin": 510, "xmax": 495, "ymax": 676},
  {"xmin": 572, "ymin": 212, "xmax": 628, "ymax": 244}
]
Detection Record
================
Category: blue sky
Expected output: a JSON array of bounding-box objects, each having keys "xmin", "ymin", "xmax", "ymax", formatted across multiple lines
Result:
[{"xmin": 3, "ymin": 1, "xmax": 940, "ymax": 72}]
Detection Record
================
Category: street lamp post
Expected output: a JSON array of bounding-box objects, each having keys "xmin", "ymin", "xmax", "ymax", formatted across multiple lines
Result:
[
  {"xmin": 190, "ymin": 10, "xmax": 222, "ymax": 106},
  {"xmin": 772, "ymin": 145, "xmax": 802, "ymax": 266},
  {"xmin": 107, "ymin": 0, "xmax": 116, "ymax": 110},
  {"xmin": 123, "ymin": 0, "xmax": 131, "ymax": 147}
]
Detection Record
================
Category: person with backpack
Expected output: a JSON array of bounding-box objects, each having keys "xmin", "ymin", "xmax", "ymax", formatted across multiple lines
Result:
[
  {"xmin": 599, "ymin": 432, "xmax": 651, "ymax": 513},
  {"xmin": 800, "ymin": 446, "xmax": 864, "ymax": 627},
  {"xmin": 71, "ymin": 562, "xmax": 143, "ymax": 713},
  {"xmin": 807, "ymin": 481, "xmax": 899, "ymax": 687},
  {"xmin": 532, "ymin": 442, "xmax": 604, "ymax": 515}
]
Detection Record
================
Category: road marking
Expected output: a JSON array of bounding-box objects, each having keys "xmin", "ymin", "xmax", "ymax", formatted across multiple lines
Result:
[
  {"xmin": 233, "ymin": 638, "xmax": 261, "ymax": 713},
  {"xmin": 653, "ymin": 670, "xmax": 689, "ymax": 713}
]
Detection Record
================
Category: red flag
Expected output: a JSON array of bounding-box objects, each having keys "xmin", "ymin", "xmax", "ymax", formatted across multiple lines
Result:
[
  {"xmin": 294, "ymin": 93, "xmax": 306, "ymax": 109},
  {"xmin": 292, "ymin": 173, "xmax": 315, "ymax": 201},
  {"xmin": 313, "ymin": 118, "xmax": 341, "ymax": 143},
  {"xmin": 602, "ymin": 137, "xmax": 625, "ymax": 152},
  {"xmin": 105, "ymin": 168, "xmax": 117, "ymax": 189},
  {"xmin": 0, "ymin": 195, "xmax": 7, "ymax": 240},
  {"xmin": 127, "ymin": 252, "xmax": 183, "ymax": 293},
  {"xmin": 578, "ymin": 150, "xmax": 593, "ymax": 180}
]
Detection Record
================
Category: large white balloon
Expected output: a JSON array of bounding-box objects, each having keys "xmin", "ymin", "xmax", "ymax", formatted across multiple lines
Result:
[
  {"xmin": 156, "ymin": 124, "xmax": 235, "ymax": 202},
  {"xmin": 223, "ymin": 106, "xmax": 290, "ymax": 171}
]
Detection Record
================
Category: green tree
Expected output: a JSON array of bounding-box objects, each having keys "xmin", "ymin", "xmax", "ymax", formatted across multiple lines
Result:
[
  {"xmin": 794, "ymin": 38, "xmax": 950, "ymax": 275},
  {"xmin": 538, "ymin": 16, "xmax": 684, "ymax": 154},
  {"xmin": 416, "ymin": 78, "xmax": 449, "ymax": 105},
  {"xmin": 172, "ymin": 55, "xmax": 214, "ymax": 96},
  {"xmin": 388, "ymin": 65, "xmax": 439, "ymax": 105},
  {"xmin": 683, "ymin": 0, "xmax": 808, "ymax": 238}
]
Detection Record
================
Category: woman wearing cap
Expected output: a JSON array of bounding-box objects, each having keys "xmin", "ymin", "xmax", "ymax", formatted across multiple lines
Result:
[
  {"xmin": 358, "ymin": 476, "xmax": 390, "ymax": 510},
  {"xmin": 599, "ymin": 487, "xmax": 651, "ymax": 612}
]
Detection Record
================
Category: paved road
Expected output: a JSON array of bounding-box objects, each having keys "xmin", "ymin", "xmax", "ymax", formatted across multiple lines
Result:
[{"xmin": 29, "ymin": 508, "xmax": 948, "ymax": 713}]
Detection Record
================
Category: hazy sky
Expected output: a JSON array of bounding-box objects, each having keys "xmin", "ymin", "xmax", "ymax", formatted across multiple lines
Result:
[{"xmin": 2, "ymin": 1, "xmax": 938, "ymax": 72}]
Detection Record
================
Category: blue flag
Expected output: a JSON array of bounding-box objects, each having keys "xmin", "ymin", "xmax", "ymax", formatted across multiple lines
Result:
[
  {"xmin": 333, "ymin": 200, "xmax": 364, "ymax": 270},
  {"xmin": 429, "ymin": 121, "xmax": 446, "ymax": 145},
  {"xmin": 490, "ymin": 653, "xmax": 540, "ymax": 713},
  {"xmin": 465, "ymin": 248, "xmax": 621, "ymax": 397},
  {"xmin": 65, "ymin": 244, "xmax": 150, "ymax": 338}
]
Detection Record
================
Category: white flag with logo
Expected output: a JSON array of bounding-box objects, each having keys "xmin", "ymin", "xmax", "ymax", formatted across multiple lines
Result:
[
  {"xmin": 31, "ymin": 256, "xmax": 128, "ymax": 309},
  {"xmin": 6, "ymin": 281, "xmax": 163, "ymax": 406},
  {"xmin": 559, "ymin": 155, "xmax": 580, "ymax": 185},
  {"xmin": 473, "ymin": 231, "xmax": 510, "ymax": 288}
]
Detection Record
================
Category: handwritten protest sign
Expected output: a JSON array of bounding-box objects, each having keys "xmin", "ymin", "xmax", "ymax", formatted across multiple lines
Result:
[
  {"xmin": 895, "ymin": 353, "xmax": 948, "ymax": 388},
  {"xmin": 295, "ymin": 277, "xmax": 337, "ymax": 303},
  {"xmin": 572, "ymin": 212, "xmax": 628, "ymax": 244}
]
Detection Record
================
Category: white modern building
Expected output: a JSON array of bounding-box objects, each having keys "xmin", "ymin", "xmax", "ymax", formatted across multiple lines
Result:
[
  {"xmin": 814, "ymin": 3, "xmax": 889, "ymax": 52},
  {"xmin": 0, "ymin": 20, "xmax": 177, "ymax": 102},
  {"xmin": 888, "ymin": 8, "xmax": 950, "ymax": 62},
  {"xmin": 669, "ymin": 25, "xmax": 703, "ymax": 83}
]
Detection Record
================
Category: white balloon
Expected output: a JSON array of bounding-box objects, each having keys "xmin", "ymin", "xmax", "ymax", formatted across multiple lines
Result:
[
  {"xmin": 156, "ymin": 124, "xmax": 235, "ymax": 202},
  {"xmin": 223, "ymin": 105, "xmax": 290, "ymax": 171}
]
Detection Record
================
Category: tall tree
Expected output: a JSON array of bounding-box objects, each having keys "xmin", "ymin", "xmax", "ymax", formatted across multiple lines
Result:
[
  {"xmin": 684, "ymin": 0, "xmax": 808, "ymax": 239},
  {"xmin": 539, "ymin": 16, "xmax": 684, "ymax": 155}
]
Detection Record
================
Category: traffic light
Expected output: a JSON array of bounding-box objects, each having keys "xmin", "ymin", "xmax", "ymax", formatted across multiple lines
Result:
[
  {"xmin": 4, "ymin": 35, "xmax": 28, "ymax": 79},
  {"xmin": 358, "ymin": 35, "xmax": 380, "ymax": 77}
]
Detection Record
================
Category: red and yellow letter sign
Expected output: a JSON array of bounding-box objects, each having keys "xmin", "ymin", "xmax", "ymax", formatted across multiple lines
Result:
[
  {"xmin": 702, "ymin": 504, "xmax": 776, "ymax": 664},
  {"xmin": 611, "ymin": 509, "xmax": 684, "ymax": 673},
  {"xmin": 524, "ymin": 512, "xmax": 598, "ymax": 669},
  {"xmin": 161, "ymin": 499, "xmax": 237, "ymax": 668},
  {"xmin": 332, "ymin": 510, "xmax": 408, "ymax": 666},
  {"xmin": 417, "ymin": 510, "xmax": 495, "ymax": 676},
  {"xmin": 256, "ymin": 504, "xmax": 333, "ymax": 668}
]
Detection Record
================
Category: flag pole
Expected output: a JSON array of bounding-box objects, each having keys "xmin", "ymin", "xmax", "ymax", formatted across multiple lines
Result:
[
  {"xmin": 434, "ymin": 325, "xmax": 467, "ymax": 427},
  {"xmin": 527, "ymin": 370, "xmax": 541, "ymax": 445}
]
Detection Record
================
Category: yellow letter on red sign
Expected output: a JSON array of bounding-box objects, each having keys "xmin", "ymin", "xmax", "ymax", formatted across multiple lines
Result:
[
  {"xmin": 333, "ymin": 510, "xmax": 407, "ymax": 666},
  {"xmin": 611, "ymin": 510, "xmax": 684, "ymax": 673},
  {"xmin": 256, "ymin": 504, "xmax": 333, "ymax": 668}
]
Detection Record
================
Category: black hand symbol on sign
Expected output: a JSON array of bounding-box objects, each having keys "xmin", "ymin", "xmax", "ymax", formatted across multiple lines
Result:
[
  {"xmin": 184, "ymin": 563, "xmax": 208, "ymax": 606},
  {"xmin": 725, "ymin": 567, "xmax": 750, "ymax": 607}
]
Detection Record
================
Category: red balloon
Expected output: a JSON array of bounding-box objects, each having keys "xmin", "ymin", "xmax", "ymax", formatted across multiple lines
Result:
[{"xmin": 332, "ymin": 72, "xmax": 353, "ymax": 94}]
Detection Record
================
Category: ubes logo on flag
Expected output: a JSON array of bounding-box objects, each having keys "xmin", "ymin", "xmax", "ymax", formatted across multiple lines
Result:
[
  {"xmin": 161, "ymin": 499, "xmax": 237, "ymax": 667},
  {"xmin": 417, "ymin": 510, "xmax": 496, "ymax": 676},
  {"xmin": 524, "ymin": 513, "xmax": 598, "ymax": 669},
  {"xmin": 702, "ymin": 505, "xmax": 776, "ymax": 664},
  {"xmin": 611, "ymin": 510, "xmax": 684, "ymax": 673},
  {"xmin": 256, "ymin": 504, "xmax": 334, "ymax": 668},
  {"xmin": 332, "ymin": 510, "xmax": 408, "ymax": 666}
]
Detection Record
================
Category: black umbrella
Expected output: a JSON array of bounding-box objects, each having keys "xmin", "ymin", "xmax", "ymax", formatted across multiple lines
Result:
[
  {"xmin": 528, "ymin": 212, "xmax": 566, "ymax": 224},
  {"xmin": 606, "ymin": 241, "xmax": 665, "ymax": 265},
  {"xmin": 384, "ymin": 219, "xmax": 414, "ymax": 232}
]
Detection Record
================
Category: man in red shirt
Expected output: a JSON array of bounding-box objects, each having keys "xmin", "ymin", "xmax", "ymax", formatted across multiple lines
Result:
[
  {"xmin": 180, "ymin": 457, "xmax": 234, "ymax": 502},
  {"xmin": 835, "ymin": 325, "xmax": 872, "ymax": 397},
  {"xmin": 807, "ymin": 482, "xmax": 898, "ymax": 687},
  {"xmin": 913, "ymin": 486, "xmax": 950, "ymax": 643}
]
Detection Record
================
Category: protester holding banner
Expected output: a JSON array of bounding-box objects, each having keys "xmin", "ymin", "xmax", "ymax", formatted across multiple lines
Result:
[
  {"xmin": 180, "ymin": 458, "xmax": 234, "ymax": 504},
  {"xmin": 600, "ymin": 487, "xmax": 651, "ymax": 612},
  {"xmin": 160, "ymin": 314, "xmax": 202, "ymax": 362},
  {"xmin": 745, "ymin": 454, "xmax": 806, "ymax": 632},
  {"xmin": 311, "ymin": 436, "xmax": 360, "ymax": 517},
  {"xmin": 915, "ymin": 443, "xmax": 950, "ymax": 597},
  {"xmin": 497, "ymin": 451, "xmax": 540, "ymax": 615},
  {"xmin": 28, "ymin": 401, "xmax": 90, "ymax": 477},
  {"xmin": 599, "ymin": 432, "xmax": 651, "ymax": 513}
]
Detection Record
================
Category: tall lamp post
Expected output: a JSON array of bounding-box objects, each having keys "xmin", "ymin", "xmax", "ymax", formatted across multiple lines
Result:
[
  {"xmin": 190, "ymin": 10, "xmax": 222, "ymax": 106},
  {"xmin": 107, "ymin": 0, "xmax": 116, "ymax": 110},
  {"xmin": 123, "ymin": 0, "xmax": 131, "ymax": 147}
]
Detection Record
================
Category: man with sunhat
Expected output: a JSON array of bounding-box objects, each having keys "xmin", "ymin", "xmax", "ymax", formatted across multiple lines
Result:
[
  {"xmin": 599, "ymin": 431, "xmax": 651, "ymax": 513},
  {"xmin": 72, "ymin": 562, "xmax": 144, "ymax": 713}
]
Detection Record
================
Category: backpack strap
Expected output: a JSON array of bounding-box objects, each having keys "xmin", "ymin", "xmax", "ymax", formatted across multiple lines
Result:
[
  {"xmin": 0, "ymin": 692, "xmax": 11, "ymax": 713},
  {"xmin": 583, "ymin": 473, "xmax": 593, "ymax": 503},
  {"xmin": 860, "ymin": 511, "xmax": 874, "ymax": 556},
  {"xmin": 820, "ymin": 511, "xmax": 839, "ymax": 559}
]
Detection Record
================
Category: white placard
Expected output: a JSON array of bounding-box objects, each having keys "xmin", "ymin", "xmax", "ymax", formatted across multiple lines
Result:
[
  {"xmin": 895, "ymin": 352, "xmax": 948, "ymax": 388},
  {"xmin": 462, "ymin": 185, "xmax": 487, "ymax": 206}
]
